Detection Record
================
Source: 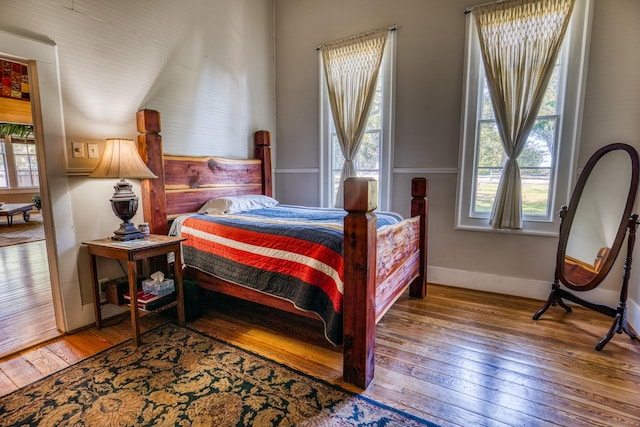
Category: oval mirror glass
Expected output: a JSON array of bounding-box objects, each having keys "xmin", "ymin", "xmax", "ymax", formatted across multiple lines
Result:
[{"xmin": 558, "ymin": 143, "xmax": 639, "ymax": 291}]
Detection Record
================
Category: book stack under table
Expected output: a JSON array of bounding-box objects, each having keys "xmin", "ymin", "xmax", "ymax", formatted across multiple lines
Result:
[{"xmin": 123, "ymin": 290, "xmax": 177, "ymax": 312}]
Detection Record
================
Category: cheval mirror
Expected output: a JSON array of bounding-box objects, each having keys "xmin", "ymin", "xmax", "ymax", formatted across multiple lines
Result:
[{"xmin": 533, "ymin": 143, "xmax": 640, "ymax": 350}]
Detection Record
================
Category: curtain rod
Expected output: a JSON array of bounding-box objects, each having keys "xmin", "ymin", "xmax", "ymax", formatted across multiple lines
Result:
[
  {"xmin": 316, "ymin": 25, "xmax": 397, "ymax": 51},
  {"xmin": 464, "ymin": 0, "xmax": 509, "ymax": 14}
]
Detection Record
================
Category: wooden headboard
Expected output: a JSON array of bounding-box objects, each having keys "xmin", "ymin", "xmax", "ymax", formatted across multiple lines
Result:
[{"xmin": 136, "ymin": 109, "xmax": 273, "ymax": 235}]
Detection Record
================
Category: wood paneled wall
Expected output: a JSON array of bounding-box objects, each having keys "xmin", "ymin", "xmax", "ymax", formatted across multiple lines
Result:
[{"xmin": 0, "ymin": 98, "xmax": 32, "ymax": 124}]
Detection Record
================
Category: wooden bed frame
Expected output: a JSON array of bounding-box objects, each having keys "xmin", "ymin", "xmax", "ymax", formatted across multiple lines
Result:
[{"xmin": 136, "ymin": 109, "xmax": 428, "ymax": 389}]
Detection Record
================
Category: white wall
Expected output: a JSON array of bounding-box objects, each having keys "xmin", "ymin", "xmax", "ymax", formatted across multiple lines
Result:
[
  {"xmin": 0, "ymin": 0, "xmax": 275, "ymax": 330},
  {"xmin": 1, "ymin": 0, "xmax": 639, "ymax": 336},
  {"xmin": 274, "ymin": 0, "xmax": 640, "ymax": 331}
]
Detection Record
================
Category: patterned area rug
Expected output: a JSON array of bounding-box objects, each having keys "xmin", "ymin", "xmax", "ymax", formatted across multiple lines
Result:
[
  {"xmin": 0, "ymin": 214, "xmax": 44, "ymax": 247},
  {"xmin": 0, "ymin": 324, "xmax": 437, "ymax": 426}
]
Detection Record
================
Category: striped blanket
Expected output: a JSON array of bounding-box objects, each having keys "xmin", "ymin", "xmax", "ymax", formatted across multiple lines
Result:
[{"xmin": 170, "ymin": 205, "xmax": 402, "ymax": 345}]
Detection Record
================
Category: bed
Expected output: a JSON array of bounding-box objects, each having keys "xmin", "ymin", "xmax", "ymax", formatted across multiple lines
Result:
[{"xmin": 136, "ymin": 109, "xmax": 428, "ymax": 389}]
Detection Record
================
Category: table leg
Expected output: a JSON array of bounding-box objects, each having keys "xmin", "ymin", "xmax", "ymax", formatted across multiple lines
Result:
[
  {"xmin": 127, "ymin": 259, "xmax": 140, "ymax": 346},
  {"xmin": 173, "ymin": 249, "xmax": 186, "ymax": 327},
  {"xmin": 23, "ymin": 210, "xmax": 30, "ymax": 222},
  {"xmin": 89, "ymin": 254, "xmax": 102, "ymax": 328}
]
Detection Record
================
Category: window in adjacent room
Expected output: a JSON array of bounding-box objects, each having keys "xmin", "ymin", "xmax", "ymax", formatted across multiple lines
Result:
[
  {"xmin": 456, "ymin": 0, "xmax": 592, "ymax": 235},
  {"xmin": 319, "ymin": 27, "xmax": 395, "ymax": 211},
  {"xmin": 0, "ymin": 133, "xmax": 38, "ymax": 189},
  {"xmin": 13, "ymin": 138, "xmax": 38, "ymax": 187},
  {"xmin": 0, "ymin": 140, "xmax": 7, "ymax": 187}
]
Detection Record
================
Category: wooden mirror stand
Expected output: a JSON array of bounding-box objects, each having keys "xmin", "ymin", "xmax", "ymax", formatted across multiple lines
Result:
[{"xmin": 533, "ymin": 143, "xmax": 640, "ymax": 350}]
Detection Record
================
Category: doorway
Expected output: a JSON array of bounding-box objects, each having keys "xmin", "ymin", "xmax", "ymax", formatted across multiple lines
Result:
[
  {"xmin": 0, "ymin": 58, "xmax": 60, "ymax": 357},
  {"xmin": 0, "ymin": 29, "xmax": 86, "ymax": 343}
]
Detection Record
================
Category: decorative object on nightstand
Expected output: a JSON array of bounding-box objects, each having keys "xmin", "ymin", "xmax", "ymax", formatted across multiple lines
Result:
[{"xmin": 89, "ymin": 138, "xmax": 157, "ymax": 241}]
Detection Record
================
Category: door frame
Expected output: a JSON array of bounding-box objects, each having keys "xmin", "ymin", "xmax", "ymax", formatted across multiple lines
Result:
[{"xmin": 0, "ymin": 29, "xmax": 81, "ymax": 332}]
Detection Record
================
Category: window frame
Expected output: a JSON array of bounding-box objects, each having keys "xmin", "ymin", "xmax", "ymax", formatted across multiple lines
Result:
[
  {"xmin": 12, "ymin": 138, "xmax": 39, "ymax": 188},
  {"xmin": 0, "ymin": 135, "xmax": 39, "ymax": 190},
  {"xmin": 0, "ymin": 140, "xmax": 8, "ymax": 188},
  {"xmin": 455, "ymin": 0, "xmax": 593, "ymax": 236},
  {"xmin": 471, "ymin": 60, "xmax": 564, "ymax": 222},
  {"xmin": 319, "ymin": 30, "xmax": 396, "ymax": 211}
]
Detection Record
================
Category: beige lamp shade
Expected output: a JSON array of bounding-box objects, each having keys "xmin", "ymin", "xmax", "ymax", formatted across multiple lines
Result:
[
  {"xmin": 89, "ymin": 138, "xmax": 157, "ymax": 179},
  {"xmin": 89, "ymin": 138, "xmax": 156, "ymax": 240}
]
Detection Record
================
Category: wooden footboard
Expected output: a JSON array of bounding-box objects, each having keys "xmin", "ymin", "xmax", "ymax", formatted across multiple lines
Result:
[
  {"xmin": 375, "ymin": 216, "xmax": 421, "ymax": 321},
  {"xmin": 136, "ymin": 109, "xmax": 428, "ymax": 389},
  {"xmin": 342, "ymin": 177, "xmax": 427, "ymax": 387}
]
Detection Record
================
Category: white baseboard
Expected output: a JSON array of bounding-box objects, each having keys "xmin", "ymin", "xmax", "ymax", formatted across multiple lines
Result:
[
  {"xmin": 427, "ymin": 266, "xmax": 638, "ymax": 333},
  {"xmin": 627, "ymin": 297, "xmax": 640, "ymax": 335},
  {"xmin": 79, "ymin": 267, "xmax": 640, "ymax": 336},
  {"xmin": 82, "ymin": 302, "xmax": 96, "ymax": 325},
  {"xmin": 82, "ymin": 302, "xmax": 128, "ymax": 326}
]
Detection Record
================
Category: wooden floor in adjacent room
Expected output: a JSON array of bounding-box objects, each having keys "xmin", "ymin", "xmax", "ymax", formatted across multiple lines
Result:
[
  {"xmin": 0, "ymin": 240, "xmax": 60, "ymax": 358},
  {"xmin": 1, "ymin": 283, "xmax": 639, "ymax": 426}
]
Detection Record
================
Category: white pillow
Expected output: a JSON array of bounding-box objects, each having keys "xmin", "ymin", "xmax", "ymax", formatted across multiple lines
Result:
[{"xmin": 198, "ymin": 195, "xmax": 279, "ymax": 214}]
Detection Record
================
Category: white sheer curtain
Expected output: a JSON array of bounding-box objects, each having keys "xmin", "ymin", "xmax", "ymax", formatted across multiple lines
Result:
[
  {"xmin": 320, "ymin": 27, "xmax": 390, "ymax": 208},
  {"xmin": 472, "ymin": 0, "xmax": 575, "ymax": 229}
]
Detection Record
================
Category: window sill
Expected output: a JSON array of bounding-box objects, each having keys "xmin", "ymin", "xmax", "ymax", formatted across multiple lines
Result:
[
  {"xmin": 0, "ymin": 188, "xmax": 39, "ymax": 194},
  {"xmin": 454, "ymin": 221, "xmax": 560, "ymax": 237}
]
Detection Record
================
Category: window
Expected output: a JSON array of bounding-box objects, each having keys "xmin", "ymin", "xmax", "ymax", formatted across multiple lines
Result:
[
  {"xmin": 320, "ymin": 30, "xmax": 395, "ymax": 211},
  {"xmin": 13, "ymin": 139, "xmax": 39, "ymax": 187},
  {"xmin": 473, "ymin": 63, "xmax": 560, "ymax": 220},
  {"xmin": 0, "ymin": 141, "xmax": 7, "ymax": 187},
  {"xmin": 328, "ymin": 77, "xmax": 384, "ymax": 207},
  {"xmin": 456, "ymin": 0, "xmax": 592, "ymax": 235},
  {"xmin": 0, "ymin": 135, "xmax": 39, "ymax": 189}
]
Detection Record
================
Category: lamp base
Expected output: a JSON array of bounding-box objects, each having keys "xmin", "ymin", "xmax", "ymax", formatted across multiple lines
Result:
[
  {"xmin": 108, "ymin": 178, "xmax": 145, "ymax": 241},
  {"xmin": 111, "ymin": 221, "xmax": 145, "ymax": 241}
]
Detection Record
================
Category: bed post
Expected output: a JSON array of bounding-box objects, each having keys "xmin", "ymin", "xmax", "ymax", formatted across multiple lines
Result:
[
  {"xmin": 254, "ymin": 130, "xmax": 273, "ymax": 197},
  {"xmin": 136, "ymin": 109, "xmax": 168, "ymax": 235},
  {"xmin": 343, "ymin": 177, "xmax": 377, "ymax": 389},
  {"xmin": 410, "ymin": 177, "xmax": 428, "ymax": 298}
]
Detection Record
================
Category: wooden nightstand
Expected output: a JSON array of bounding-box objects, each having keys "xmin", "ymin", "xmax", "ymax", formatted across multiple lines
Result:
[{"xmin": 83, "ymin": 234, "xmax": 186, "ymax": 346}]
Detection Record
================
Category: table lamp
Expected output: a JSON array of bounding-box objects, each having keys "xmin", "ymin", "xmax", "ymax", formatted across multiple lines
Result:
[{"xmin": 89, "ymin": 138, "xmax": 157, "ymax": 240}]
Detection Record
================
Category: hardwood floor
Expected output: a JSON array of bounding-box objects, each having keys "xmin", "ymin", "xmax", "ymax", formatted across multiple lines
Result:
[
  {"xmin": 1, "ymin": 284, "xmax": 639, "ymax": 426},
  {"xmin": 0, "ymin": 240, "xmax": 60, "ymax": 358}
]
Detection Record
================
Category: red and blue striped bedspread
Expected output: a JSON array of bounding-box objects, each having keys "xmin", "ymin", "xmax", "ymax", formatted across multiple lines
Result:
[{"xmin": 170, "ymin": 205, "xmax": 403, "ymax": 345}]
